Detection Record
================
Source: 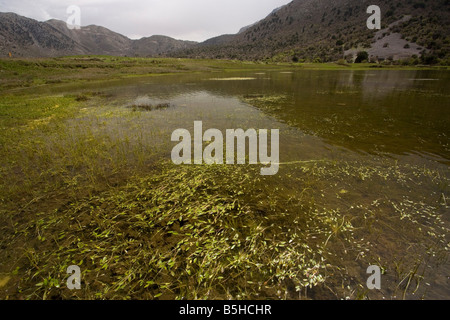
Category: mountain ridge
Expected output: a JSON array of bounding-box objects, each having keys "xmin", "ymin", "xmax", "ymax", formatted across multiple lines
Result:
[
  {"xmin": 0, "ymin": 12, "xmax": 197, "ymax": 58},
  {"xmin": 1, "ymin": 0, "xmax": 449, "ymax": 64},
  {"xmin": 174, "ymin": 0, "xmax": 450, "ymax": 63}
]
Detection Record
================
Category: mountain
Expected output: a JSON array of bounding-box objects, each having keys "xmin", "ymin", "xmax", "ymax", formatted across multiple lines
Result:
[
  {"xmin": 0, "ymin": 12, "xmax": 85, "ymax": 57},
  {"xmin": 238, "ymin": 6, "xmax": 284, "ymax": 34},
  {"xmin": 132, "ymin": 36, "xmax": 197, "ymax": 57},
  {"xmin": 2, "ymin": 0, "xmax": 449, "ymax": 63},
  {"xmin": 0, "ymin": 12, "xmax": 197, "ymax": 58},
  {"xmin": 173, "ymin": 0, "xmax": 450, "ymax": 63},
  {"xmin": 45, "ymin": 19, "xmax": 132, "ymax": 56}
]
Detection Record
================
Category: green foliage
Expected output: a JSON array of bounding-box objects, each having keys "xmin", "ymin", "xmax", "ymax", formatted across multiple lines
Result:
[
  {"xmin": 355, "ymin": 51, "xmax": 369, "ymax": 63},
  {"xmin": 421, "ymin": 53, "xmax": 439, "ymax": 65},
  {"xmin": 336, "ymin": 59, "xmax": 350, "ymax": 67}
]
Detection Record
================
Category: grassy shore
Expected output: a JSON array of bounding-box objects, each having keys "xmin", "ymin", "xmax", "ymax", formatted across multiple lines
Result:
[{"xmin": 1, "ymin": 56, "xmax": 446, "ymax": 91}]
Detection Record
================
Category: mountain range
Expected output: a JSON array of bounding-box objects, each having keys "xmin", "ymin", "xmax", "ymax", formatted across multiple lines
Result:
[
  {"xmin": 1, "ymin": 0, "xmax": 449, "ymax": 63},
  {"xmin": 0, "ymin": 12, "xmax": 197, "ymax": 58},
  {"xmin": 176, "ymin": 0, "xmax": 450, "ymax": 63}
]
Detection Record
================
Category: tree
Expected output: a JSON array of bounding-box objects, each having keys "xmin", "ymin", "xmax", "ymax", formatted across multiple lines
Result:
[{"xmin": 355, "ymin": 51, "xmax": 369, "ymax": 63}]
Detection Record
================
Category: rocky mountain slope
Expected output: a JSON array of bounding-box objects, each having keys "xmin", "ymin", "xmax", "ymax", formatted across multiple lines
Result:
[
  {"xmin": 174, "ymin": 0, "xmax": 450, "ymax": 63},
  {"xmin": 45, "ymin": 19, "xmax": 133, "ymax": 56},
  {"xmin": 0, "ymin": 12, "xmax": 197, "ymax": 58},
  {"xmin": 0, "ymin": 13, "xmax": 85, "ymax": 57},
  {"xmin": 132, "ymin": 36, "xmax": 197, "ymax": 57},
  {"xmin": 2, "ymin": 0, "xmax": 449, "ymax": 63}
]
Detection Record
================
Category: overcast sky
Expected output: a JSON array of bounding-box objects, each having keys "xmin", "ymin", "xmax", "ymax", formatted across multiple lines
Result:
[{"xmin": 0, "ymin": 0, "xmax": 292, "ymax": 42}]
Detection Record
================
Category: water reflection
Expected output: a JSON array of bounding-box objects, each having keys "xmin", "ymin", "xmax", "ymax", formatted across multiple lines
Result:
[{"xmin": 87, "ymin": 69, "xmax": 449, "ymax": 163}]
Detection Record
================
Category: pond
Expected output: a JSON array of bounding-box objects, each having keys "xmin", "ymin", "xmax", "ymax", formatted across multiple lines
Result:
[{"xmin": 2, "ymin": 68, "xmax": 449, "ymax": 300}]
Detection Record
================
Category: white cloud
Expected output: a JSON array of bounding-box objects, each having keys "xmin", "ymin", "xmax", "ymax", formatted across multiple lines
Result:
[{"xmin": 0, "ymin": 0, "xmax": 292, "ymax": 41}]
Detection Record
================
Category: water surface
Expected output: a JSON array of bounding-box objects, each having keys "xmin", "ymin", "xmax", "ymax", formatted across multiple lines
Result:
[{"xmin": 18, "ymin": 68, "xmax": 450, "ymax": 299}]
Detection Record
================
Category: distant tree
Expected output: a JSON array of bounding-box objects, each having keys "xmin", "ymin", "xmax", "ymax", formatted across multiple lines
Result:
[
  {"xmin": 355, "ymin": 51, "xmax": 369, "ymax": 63},
  {"xmin": 421, "ymin": 53, "xmax": 438, "ymax": 65}
]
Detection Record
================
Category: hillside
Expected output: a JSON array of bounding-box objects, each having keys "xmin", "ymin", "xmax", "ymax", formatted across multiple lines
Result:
[
  {"xmin": 132, "ymin": 36, "xmax": 197, "ymax": 57},
  {"xmin": 173, "ymin": 0, "xmax": 450, "ymax": 64},
  {"xmin": 0, "ymin": 12, "xmax": 197, "ymax": 58},
  {"xmin": 0, "ymin": 12, "xmax": 85, "ymax": 57},
  {"xmin": 2, "ymin": 0, "xmax": 449, "ymax": 64},
  {"xmin": 45, "ymin": 19, "xmax": 132, "ymax": 56}
]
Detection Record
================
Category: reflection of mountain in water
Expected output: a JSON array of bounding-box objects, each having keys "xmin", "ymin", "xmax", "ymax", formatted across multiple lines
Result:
[
  {"xmin": 336, "ymin": 70, "xmax": 418, "ymax": 101},
  {"xmin": 50, "ymin": 70, "xmax": 449, "ymax": 163},
  {"xmin": 193, "ymin": 70, "xmax": 449, "ymax": 163}
]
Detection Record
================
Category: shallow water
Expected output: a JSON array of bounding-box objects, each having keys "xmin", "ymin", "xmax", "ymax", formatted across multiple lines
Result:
[
  {"xmin": 59, "ymin": 69, "xmax": 449, "ymax": 171},
  {"xmin": 61, "ymin": 69, "xmax": 449, "ymax": 161},
  {"xmin": 12, "ymin": 69, "xmax": 450, "ymax": 299}
]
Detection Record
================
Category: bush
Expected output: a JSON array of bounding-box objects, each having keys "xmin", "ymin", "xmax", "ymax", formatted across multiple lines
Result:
[
  {"xmin": 336, "ymin": 59, "xmax": 349, "ymax": 66},
  {"xmin": 413, "ymin": 2, "xmax": 426, "ymax": 9},
  {"xmin": 355, "ymin": 51, "xmax": 369, "ymax": 63},
  {"xmin": 421, "ymin": 54, "xmax": 438, "ymax": 65}
]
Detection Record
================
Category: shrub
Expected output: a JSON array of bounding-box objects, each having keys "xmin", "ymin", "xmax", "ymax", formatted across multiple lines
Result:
[
  {"xmin": 421, "ymin": 54, "xmax": 438, "ymax": 65},
  {"xmin": 336, "ymin": 59, "xmax": 349, "ymax": 66},
  {"xmin": 355, "ymin": 51, "xmax": 369, "ymax": 63}
]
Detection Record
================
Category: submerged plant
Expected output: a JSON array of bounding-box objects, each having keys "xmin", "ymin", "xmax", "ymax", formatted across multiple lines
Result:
[{"xmin": 129, "ymin": 103, "xmax": 172, "ymax": 112}]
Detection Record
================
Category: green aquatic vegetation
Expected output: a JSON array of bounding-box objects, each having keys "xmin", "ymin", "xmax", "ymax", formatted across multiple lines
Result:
[
  {"xmin": 129, "ymin": 103, "xmax": 173, "ymax": 112},
  {"xmin": 0, "ymin": 91, "xmax": 335, "ymax": 299},
  {"xmin": 4, "ymin": 153, "xmax": 446, "ymax": 300},
  {"xmin": 6, "ymin": 163, "xmax": 343, "ymax": 300},
  {"xmin": 0, "ymin": 64, "xmax": 448, "ymax": 300},
  {"xmin": 242, "ymin": 95, "xmax": 290, "ymax": 113}
]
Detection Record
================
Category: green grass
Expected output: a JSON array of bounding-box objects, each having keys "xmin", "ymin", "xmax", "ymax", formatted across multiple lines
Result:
[
  {"xmin": 0, "ymin": 95, "xmax": 77, "ymax": 128},
  {"xmin": 0, "ymin": 56, "xmax": 444, "ymax": 92}
]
